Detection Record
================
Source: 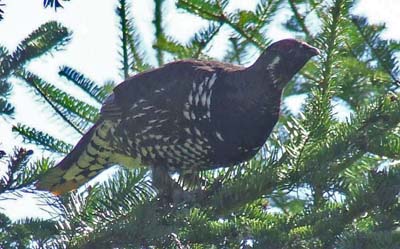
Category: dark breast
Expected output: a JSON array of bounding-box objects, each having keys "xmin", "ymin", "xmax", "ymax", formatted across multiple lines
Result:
[
  {"xmin": 206, "ymin": 69, "xmax": 282, "ymax": 167},
  {"xmin": 209, "ymin": 101, "xmax": 280, "ymax": 166}
]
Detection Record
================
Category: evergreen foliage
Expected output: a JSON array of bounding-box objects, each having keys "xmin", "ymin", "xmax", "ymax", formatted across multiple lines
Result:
[
  {"xmin": 0, "ymin": 21, "xmax": 70, "ymax": 117},
  {"xmin": 43, "ymin": 0, "xmax": 69, "ymax": 11},
  {"xmin": 58, "ymin": 66, "xmax": 111, "ymax": 103},
  {"xmin": 0, "ymin": 1, "xmax": 4, "ymax": 21},
  {"xmin": 1, "ymin": 0, "xmax": 399, "ymax": 248},
  {"xmin": 0, "ymin": 0, "xmax": 69, "ymax": 22}
]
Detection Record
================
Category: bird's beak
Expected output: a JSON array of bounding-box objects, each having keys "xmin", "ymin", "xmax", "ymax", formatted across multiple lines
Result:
[{"xmin": 305, "ymin": 44, "xmax": 320, "ymax": 57}]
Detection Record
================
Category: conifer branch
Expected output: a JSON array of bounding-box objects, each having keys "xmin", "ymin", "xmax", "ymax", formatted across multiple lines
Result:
[
  {"xmin": 0, "ymin": 96, "xmax": 14, "ymax": 116},
  {"xmin": 352, "ymin": 16, "xmax": 400, "ymax": 88},
  {"xmin": 177, "ymin": 0, "xmax": 223, "ymax": 21},
  {"xmin": 317, "ymin": 0, "xmax": 346, "ymax": 90},
  {"xmin": 116, "ymin": 0, "xmax": 150, "ymax": 75},
  {"xmin": 0, "ymin": 21, "xmax": 71, "ymax": 79},
  {"xmin": 219, "ymin": 13, "xmax": 266, "ymax": 49},
  {"xmin": 191, "ymin": 22, "xmax": 222, "ymax": 58},
  {"xmin": 288, "ymin": 0, "xmax": 312, "ymax": 38},
  {"xmin": 50, "ymin": 169, "xmax": 157, "ymax": 248},
  {"xmin": 0, "ymin": 23, "xmax": 70, "ymax": 117},
  {"xmin": 18, "ymin": 70, "xmax": 99, "ymax": 123},
  {"xmin": 292, "ymin": 93, "xmax": 400, "ymax": 207},
  {"xmin": 15, "ymin": 70, "xmax": 86, "ymax": 134},
  {"xmin": 153, "ymin": 36, "xmax": 192, "ymax": 59},
  {"xmin": 155, "ymin": 23, "xmax": 221, "ymax": 59},
  {"xmin": 0, "ymin": 72, "xmax": 12, "ymax": 98},
  {"xmin": 126, "ymin": 32, "xmax": 151, "ymax": 73},
  {"xmin": 43, "ymin": 0, "xmax": 65, "ymax": 10},
  {"xmin": 0, "ymin": 0, "xmax": 4, "ymax": 21},
  {"xmin": 225, "ymin": 37, "xmax": 243, "ymax": 64},
  {"xmin": 365, "ymin": 131, "xmax": 400, "ymax": 159},
  {"xmin": 0, "ymin": 148, "xmax": 48, "ymax": 195},
  {"xmin": 58, "ymin": 66, "xmax": 110, "ymax": 103},
  {"xmin": 294, "ymin": 168, "xmax": 400, "ymax": 248},
  {"xmin": 297, "ymin": 0, "xmax": 348, "ymax": 205},
  {"xmin": 177, "ymin": 0, "xmax": 272, "ymax": 49},
  {"xmin": 12, "ymin": 123, "xmax": 73, "ymax": 154},
  {"xmin": 153, "ymin": 0, "xmax": 165, "ymax": 66},
  {"xmin": 116, "ymin": 0, "xmax": 131, "ymax": 79},
  {"xmin": 0, "ymin": 214, "xmax": 59, "ymax": 248}
]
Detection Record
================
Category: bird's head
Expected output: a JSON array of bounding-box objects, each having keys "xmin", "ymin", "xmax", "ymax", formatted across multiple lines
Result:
[{"xmin": 250, "ymin": 39, "xmax": 320, "ymax": 89}]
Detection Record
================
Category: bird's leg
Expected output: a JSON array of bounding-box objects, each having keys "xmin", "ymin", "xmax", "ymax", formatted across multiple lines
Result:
[
  {"xmin": 178, "ymin": 172, "xmax": 223, "ymax": 204},
  {"xmin": 179, "ymin": 172, "xmax": 205, "ymax": 191},
  {"xmin": 152, "ymin": 165, "xmax": 175, "ymax": 203},
  {"xmin": 152, "ymin": 166, "xmax": 225, "ymax": 206},
  {"xmin": 152, "ymin": 166, "xmax": 191, "ymax": 205}
]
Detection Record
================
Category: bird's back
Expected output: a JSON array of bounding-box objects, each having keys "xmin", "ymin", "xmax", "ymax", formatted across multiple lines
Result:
[{"xmin": 110, "ymin": 59, "xmax": 244, "ymax": 112}]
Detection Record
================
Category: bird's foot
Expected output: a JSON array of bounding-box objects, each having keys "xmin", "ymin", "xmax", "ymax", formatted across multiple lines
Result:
[{"xmin": 152, "ymin": 167, "xmax": 225, "ymax": 207}]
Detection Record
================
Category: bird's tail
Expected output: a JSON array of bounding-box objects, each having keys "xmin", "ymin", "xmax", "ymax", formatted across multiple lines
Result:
[{"xmin": 36, "ymin": 120, "xmax": 116, "ymax": 195}]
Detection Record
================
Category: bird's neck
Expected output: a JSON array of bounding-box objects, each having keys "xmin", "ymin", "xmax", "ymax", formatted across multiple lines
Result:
[
  {"xmin": 243, "ymin": 65, "xmax": 284, "ymax": 100},
  {"xmin": 220, "ymin": 69, "xmax": 283, "ymax": 122},
  {"xmin": 247, "ymin": 52, "xmax": 292, "ymax": 91}
]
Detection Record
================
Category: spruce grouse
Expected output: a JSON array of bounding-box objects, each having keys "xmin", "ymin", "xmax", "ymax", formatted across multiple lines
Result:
[{"xmin": 36, "ymin": 39, "xmax": 319, "ymax": 195}]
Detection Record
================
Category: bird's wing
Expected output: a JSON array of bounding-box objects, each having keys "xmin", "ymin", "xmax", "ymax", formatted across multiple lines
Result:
[
  {"xmin": 98, "ymin": 60, "xmax": 238, "ymax": 172},
  {"xmin": 100, "ymin": 60, "xmax": 224, "ymax": 120}
]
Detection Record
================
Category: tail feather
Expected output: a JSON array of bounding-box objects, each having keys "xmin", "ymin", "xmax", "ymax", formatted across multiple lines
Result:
[{"xmin": 36, "ymin": 121, "xmax": 114, "ymax": 195}]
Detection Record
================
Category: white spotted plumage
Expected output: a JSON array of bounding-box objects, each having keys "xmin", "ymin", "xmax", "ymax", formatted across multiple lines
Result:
[
  {"xmin": 267, "ymin": 56, "xmax": 281, "ymax": 87},
  {"xmin": 215, "ymin": 131, "xmax": 224, "ymax": 141},
  {"xmin": 183, "ymin": 73, "xmax": 217, "ymax": 122}
]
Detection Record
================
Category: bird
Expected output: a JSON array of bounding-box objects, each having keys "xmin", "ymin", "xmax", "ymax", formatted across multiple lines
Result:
[{"xmin": 36, "ymin": 39, "xmax": 319, "ymax": 196}]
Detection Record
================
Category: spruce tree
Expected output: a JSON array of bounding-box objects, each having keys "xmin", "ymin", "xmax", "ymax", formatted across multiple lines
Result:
[
  {"xmin": 0, "ymin": 21, "xmax": 72, "ymax": 247},
  {"xmin": 1, "ymin": 0, "xmax": 399, "ymax": 248}
]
